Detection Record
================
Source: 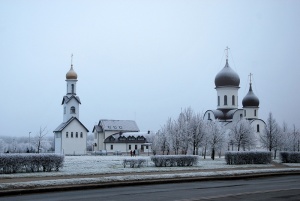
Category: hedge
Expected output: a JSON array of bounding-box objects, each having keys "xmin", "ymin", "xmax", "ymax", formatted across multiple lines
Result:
[
  {"xmin": 0, "ymin": 153, "xmax": 64, "ymax": 174},
  {"xmin": 225, "ymin": 151, "xmax": 272, "ymax": 165},
  {"xmin": 123, "ymin": 159, "xmax": 146, "ymax": 168},
  {"xmin": 151, "ymin": 155, "xmax": 198, "ymax": 167},
  {"xmin": 280, "ymin": 152, "xmax": 300, "ymax": 163}
]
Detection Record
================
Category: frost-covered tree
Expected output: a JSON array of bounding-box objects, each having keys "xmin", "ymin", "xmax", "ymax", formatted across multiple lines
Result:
[
  {"xmin": 207, "ymin": 120, "xmax": 225, "ymax": 160},
  {"xmin": 260, "ymin": 113, "xmax": 281, "ymax": 158},
  {"xmin": 33, "ymin": 126, "xmax": 49, "ymax": 153},
  {"xmin": 291, "ymin": 125, "xmax": 300, "ymax": 152},
  {"xmin": 228, "ymin": 119, "xmax": 255, "ymax": 151},
  {"xmin": 187, "ymin": 113, "xmax": 207, "ymax": 155}
]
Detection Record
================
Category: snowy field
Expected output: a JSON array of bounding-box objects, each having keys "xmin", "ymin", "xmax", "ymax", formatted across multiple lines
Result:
[
  {"xmin": 1, "ymin": 155, "xmax": 299, "ymax": 179},
  {"xmin": 1, "ymin": 156, "xmax": 300, "ymax": 191}
]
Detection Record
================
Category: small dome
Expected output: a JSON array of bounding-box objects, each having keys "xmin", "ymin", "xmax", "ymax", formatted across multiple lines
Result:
[
  {"xmin": 242, "ymin": 84, "xmax": 259, "ymax": 107},
  {"xmin": 215, "ymin": 59, "xmax": 240, "ymax": 87},
  {"xmin": 66, "ymin": 65, "xmax": 77, "ymax": 79}
]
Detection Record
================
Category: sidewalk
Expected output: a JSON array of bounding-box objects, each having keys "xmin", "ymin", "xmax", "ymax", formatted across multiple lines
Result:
[{"xmin": 1, "ymin": 162, "xmax": 300, "ymax": 196}]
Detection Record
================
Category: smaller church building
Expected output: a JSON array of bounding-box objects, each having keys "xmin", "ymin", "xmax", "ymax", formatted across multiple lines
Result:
[{"xmin": 54, "ymin": 64, "xmax": 89, "ymax": 155}]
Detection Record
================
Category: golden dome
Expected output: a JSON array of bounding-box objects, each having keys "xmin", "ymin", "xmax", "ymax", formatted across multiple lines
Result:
[{"xmin": 66, "ymin": 65, "xmax": 77, "ymax": 79}]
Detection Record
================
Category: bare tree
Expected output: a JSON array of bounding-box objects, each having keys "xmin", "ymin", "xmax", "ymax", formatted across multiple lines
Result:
[
  {"xmin": 33, "ymin": 126, "xmax": 49, "ymax": 153},
  {"xmin": 260, "ymin": 112, "xmax": 281, "ymax": 158},
  {"xmin": 207, "ymin": 120, "xmax": 225, "ymax": 160},
  {"xmin": 188, "ymin": 113, "xmax": 207, "ymax": 155},
  {"xmin": 228, "ymin": 119, "xmax": 255, "ymax": 151}
]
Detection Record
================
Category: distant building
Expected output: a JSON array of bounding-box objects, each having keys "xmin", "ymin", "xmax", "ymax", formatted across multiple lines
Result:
[
  {"xmin": 53, "ymin": 64, "xmax": 89, "ymax": 155},
  {"xmin": 93, "ymin": 120, "xmax": 152, "ymax": 154},
  {"xmin": 203, "ymin": 49, "xmax": 265, "ymax": 150}
]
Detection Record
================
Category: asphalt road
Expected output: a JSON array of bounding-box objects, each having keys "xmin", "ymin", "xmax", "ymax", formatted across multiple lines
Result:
[{"xmin": 1, "ymin": 175, "xmax": 300, "ymax": 201}]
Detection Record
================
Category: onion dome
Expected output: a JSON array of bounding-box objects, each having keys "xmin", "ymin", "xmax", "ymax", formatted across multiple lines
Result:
[
  {"xmin": 215, "ymin": 59, "xmax": 240, "ymax": 87},
  {"xmin": 242, "ymin": 84, "xmax": 259, "ymax": 107},
  {"xmin": 66, "ymin": 65, "xmax": 77, "ymax": 79}
]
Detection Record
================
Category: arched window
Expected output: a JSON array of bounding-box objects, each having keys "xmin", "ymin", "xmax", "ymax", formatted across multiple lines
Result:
[
  {"xmin": 208, "ymin": 113, "xmax": 211, "ymax": 120},
  {"xmin": 224, "ymin": 95, "xmax": 227, "ymax": 105},
  {"xmin": 76, "ymin": 132, "xmax": 78, "ymax": 138},
  {"xmin": 218, "ymin": 96, "xmax": 220, "ymax": 106},
  {"xmin": 80, "ymin": 132, "xmax": 83, "ymax": 138},
  {"xmin": 244, "ymin": 110, "xmax": 246, "ymax": 117},
  {"xmin": 254, "ymin": 110, "xmax": 257, "ymax": 116},
  {"xmin": 70, "ymin": 106, "xmax": 75, "ymax": 114},
  {"xmin": 257, "ymin": 124, "xmax": 260, "ymax": 132},
  {"xmin": 71, "ymin": 84, "xmax": 74, "ymax": 94},
  {"xmin": 232, "ymin": 95, "xmax": 235, "ymax": 105}
]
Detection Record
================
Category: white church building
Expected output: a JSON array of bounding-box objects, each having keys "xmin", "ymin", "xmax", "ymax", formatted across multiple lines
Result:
[
  {"xmin": 203, "ymin": 50, "xmax": 265, "ymax": 150},
  {"xmin": 54, "ymin": 64, "xmax": 89, "ymax": 155}
]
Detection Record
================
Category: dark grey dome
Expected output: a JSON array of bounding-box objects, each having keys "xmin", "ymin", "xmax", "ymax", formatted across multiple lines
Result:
[
  {"xmin": 215, "ymin": 59, "xmax": 240, "ymax": 87},
  {"xmin": 242, "ymin": 84, "xmax": 259, "ymax": 107}
]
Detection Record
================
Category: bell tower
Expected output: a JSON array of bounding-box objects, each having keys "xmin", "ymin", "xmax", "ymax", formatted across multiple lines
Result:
[{"xmin": 62, "ymin": 55, "xmax": 81, "ymax": 122}]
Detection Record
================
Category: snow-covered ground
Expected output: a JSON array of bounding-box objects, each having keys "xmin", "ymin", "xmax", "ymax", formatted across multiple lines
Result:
[{"xmin": 1, "ymin": 155, "xmax": 300, "ymax": 190}]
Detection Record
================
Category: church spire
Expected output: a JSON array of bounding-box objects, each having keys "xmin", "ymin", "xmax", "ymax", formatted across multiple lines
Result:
[{"xmin": 225, "ymin": 46, "xmax": 230, "ymax": 63}]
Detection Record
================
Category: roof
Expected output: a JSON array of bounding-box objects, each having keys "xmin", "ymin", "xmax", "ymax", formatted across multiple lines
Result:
[
  {"xmin": 104, "ymin": 131, "xmax": 153, "ymax": 143},
  {"xmin": 242, "ymin": 84, "xmax": 260, "ymax": 107},
  {"xmin": 53, "ymin": 117, "xmax": 89, "ymax": 132},
  {"xmin": 62, "ymin": 95, "xmax": 81, "ymax": 105},
  {"xmin": 206, "ymin": 109, "xmax": 239, "ymax": 121},
  {"xmin": 97, "ymin": 119, "xmax": 140, "ymax": 132},
  {"xmin": 215, "ymin": 59, "xmax": 240, "ymax": 87}
]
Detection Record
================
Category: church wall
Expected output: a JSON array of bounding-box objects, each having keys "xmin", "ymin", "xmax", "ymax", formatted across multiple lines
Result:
[
  {"xmin": 63, "ymin": 98, "xmax": 80, "ymax": 122},
  {"xmin": 216, "ymin": 87, "xmax": 239, "ymax": 109},
  {"xmin": 232, "ymin": 109, "xmax": 243, "ymax": 122},
  {"xmin": 54, "ymin": 132, "xmax": 62, "ymax": 154},
  {"xmin": 243, "ymin": 107, "xmax": 259, "ymax": 119},
  {"xmin": 105, "ymin": 142, "xmax": 152, "ymax": 154},
  {"xmin": 250, "ymin": 119, "xmax": 266, "ymax": 150},
  {"xmin": 93, "ymin": 131, "xmax": 105, "ymax": 151},
  {"xmin": 61, "ymin": 120, "xmax": 87, "ymax": 155}
]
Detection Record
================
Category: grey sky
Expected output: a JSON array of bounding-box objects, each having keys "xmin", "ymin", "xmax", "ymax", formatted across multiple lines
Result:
[{"xmin": 1, "ymin": 0, "xmax": 299, "ymax": 137}]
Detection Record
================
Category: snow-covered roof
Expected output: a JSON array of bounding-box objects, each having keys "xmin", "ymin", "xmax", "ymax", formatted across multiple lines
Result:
[
  {"xmin": 104, "ymin": 131, "xmax": 153, "ymax": 143},
  {"xmin": 61, "ymin": 95, "xmax": 81, "ymax": 105},
  {"xmin": 53, "ymin": 117, "xmax": 89, "ymax": 132},
  {"xmin": 97, "ymin": 120, "xmax": 139, "ymax": 132}
]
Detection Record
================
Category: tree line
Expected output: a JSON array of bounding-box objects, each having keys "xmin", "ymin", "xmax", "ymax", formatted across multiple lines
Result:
[{"xmin": 151, "ymin": 107, "xmax": 300, "ymax": 159}]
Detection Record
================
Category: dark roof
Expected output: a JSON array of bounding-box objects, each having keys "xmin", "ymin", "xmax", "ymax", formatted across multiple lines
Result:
[
  {"xmin": 92, "ymin": 125, "xmax": 103, "ymax": 133},
  {"xmin": 242, "ymin": 84, "xmax": 259, "ymax": 107},
  {"xmin": 53, "ymin": 117, "xmax": 89, "ymax": 132},
  {"xmin": 215, "ymin": 59, "xmax": 240, "ymax": 87},
  {"xmin": 97, "ymin": 120, "xmax": 140, "ymax": 132},
  {"xmin": 206, "ymin": 109, "xmax": 239, "ymax": 121},
  {"xmin": 61, "ymin": 95, "xmax": 81, "ymax": 105},
  {"xmin": 104, "ymin": 132, "xmax": 150, "ymax": 143}
]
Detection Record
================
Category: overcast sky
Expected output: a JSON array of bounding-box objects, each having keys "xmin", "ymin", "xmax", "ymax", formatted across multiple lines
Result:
[{"xmin": 1, "ymin": 0, "xmax": 300, "ymax": 137}]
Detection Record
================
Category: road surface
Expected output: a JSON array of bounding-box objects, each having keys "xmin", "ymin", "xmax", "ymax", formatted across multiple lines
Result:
[{"xmin": 1, "ymin": 175, "xmax": 300, "ymax": 201}]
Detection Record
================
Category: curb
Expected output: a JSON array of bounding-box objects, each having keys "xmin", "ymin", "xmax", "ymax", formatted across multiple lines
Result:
[{"xmin": 1, "ymin": 171, "xmax": 300, "ymax": 197}]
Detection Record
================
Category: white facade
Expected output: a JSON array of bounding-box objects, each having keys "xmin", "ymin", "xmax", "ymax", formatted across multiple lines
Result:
[
  {"xmin": 55, "ymin": 118, "xmax": 88, "ymax": 155},
  {"xmin": 216, "ymin": 87, "xmax": 239, "ymax": 110}
]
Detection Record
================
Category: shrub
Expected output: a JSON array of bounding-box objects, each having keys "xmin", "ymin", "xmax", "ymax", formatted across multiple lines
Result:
[
  {"xmin": 225, "ymin": 151, "xmax": 271, "ymax": 165},
  {"xmin": 0, "ymin": 153, "xmax": 64, "ymax": 174},
  {"xmin": 150, "ymin": 155, "xmax": 199, "ymax": 167},
  {"xmin": 123, "ymin": 159, "xmax": 146, "ymax": 168},
  {"xmin": 280, "ymin": 152, "xmax": 300, "ymax": 163}
]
